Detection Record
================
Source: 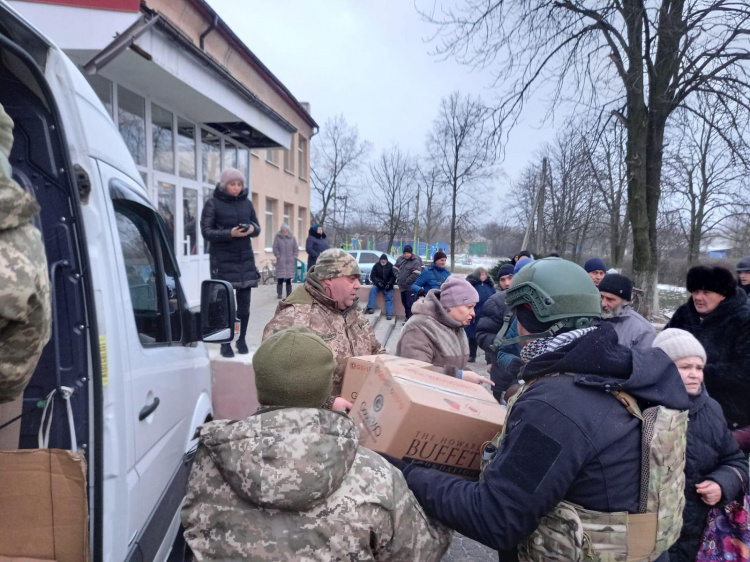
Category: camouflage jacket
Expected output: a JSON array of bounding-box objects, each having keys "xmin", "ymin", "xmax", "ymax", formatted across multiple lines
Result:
[
  {"xmin": 263, "ymin": 277, "xmax": 383, "ymax": 408},
  {"xmin": 181, "ymin": 407, "xmax": 451, "ymax": 561},
  {"xmin": 0, "ymin": 104, "xmax": 51, "ymax": 404}
]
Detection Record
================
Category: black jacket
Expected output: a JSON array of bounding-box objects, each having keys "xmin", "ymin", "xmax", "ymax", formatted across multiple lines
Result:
[
  {"xmin": 399, "ymin": 324, "xmax": 689, "ymax": 553},
  {"xmin": 666, "ymin": 287, "xmax": 750, "ymax": 428},
  {"xmin": 668, "ymin": 389, "xmax": 748, "ymax": 562},
  {"xmin": 370, "ymin": 260, "xmax": 396, "ymax": 289},
  {"xmin": 200, "ymin": 186, "xmax": 260, "ymax": 289},
  {"xmin": 305, "ymin": 228, "xmax": 329, "ymax": 268},
  {"xmin": 475, "ymin": 291, "xmax": 522, "ymax": 396}
]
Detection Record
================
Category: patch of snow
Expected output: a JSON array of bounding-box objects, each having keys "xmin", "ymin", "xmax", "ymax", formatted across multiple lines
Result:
[{"xmin": 658, "ymin": 284, "xmax": 687, "ymax": 293}]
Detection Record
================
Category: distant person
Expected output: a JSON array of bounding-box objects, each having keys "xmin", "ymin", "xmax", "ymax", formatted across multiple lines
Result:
[
  {"xmin": 201, "ymin": 167, "xmax": 261, "ymax": 358},
  {"xmin": 584, "ymin": 257, "xmax": 607, "ymax": 286},
  {"xmin": 305, "ymin": 223, "xmax": 329, "ymax": 270},
  {"xmin": 397, "ymin": 276, "xmax": 491, "ymax": 386},
  {"xmin": 510, "ymin": 250, "xmax": 532, "ymax": 266},
  {"xmin": 182, "ymin": 325, "xmax": 451, "ymax": 561},
  {"xmin": 263, "ymin": 249, "xmax": 383, "ymax": 410},
  {"xmin": 365, "ymin": 254, "xmax": 396, "ymax": 320},
  {"xmin": 546, "ymin": 252, "xmax": 560, "ymax": 258},
  {"xmin": 653, "ymin": 329, "xmax": 748, "ymax": 562},
  {"xmin": 411, "ymin": 250, "xmax": 450, "ymax": 297},
  {"xmin": 496, "ymin": 263, "xmax": 514, "ymax": 291},
  {"xmin": 272, "ymin": 222, "xmax": 298, "ymax": 300},
  {"xmin": 598, "ymin": 273, "xmax": 656, "ymax": 349},
  {"xmin": 737, "ymin": 256, "xmax": 750, "ymax": 299},
  {"xmin": 464, "ymin": 267, "xmax": 496, "ymax": 362},
  {"xmin": 395, "ymin": 245, "xmax": 423, "ymax": 320},
  {"xmin": 666, "ymin": 265, "xmax": 750, "ymax": 432}
]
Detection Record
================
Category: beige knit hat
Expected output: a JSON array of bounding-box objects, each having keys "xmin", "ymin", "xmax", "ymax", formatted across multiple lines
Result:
[
  {"xmin": 220, "ymin": 167, "xmax": 244, "ymax": 189},
  {"xmin": 653, "ymin": 328, "xmax": 707, "ymax": 363}
]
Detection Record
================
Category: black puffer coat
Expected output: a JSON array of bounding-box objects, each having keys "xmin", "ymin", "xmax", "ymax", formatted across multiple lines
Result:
[
  {"xmin": 668, "ymin": 389, "xmax": 748, "ymax": 562},
  {"xmin": 370, "ymin": 259, "xmax": 396, "ymax": 289},
  {"xmin": 200, "ymin": 185, "xmax": 260, "ymax": 289},
  {"xmin": 666, "ymin": 287, "xmax": 750, "ymax": 428},
  {"xmin": 305, "ymin": 227, "xmax": 329, "ymax": 269},
  {"xmin": 475, "ymin": 291, "xmax": 521, "ymax": 400}
]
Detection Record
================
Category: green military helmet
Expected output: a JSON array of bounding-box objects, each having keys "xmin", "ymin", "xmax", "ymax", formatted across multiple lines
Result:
[{"xmin": 507, "ymin": 257, "xmax": 602, "ymax": 333}]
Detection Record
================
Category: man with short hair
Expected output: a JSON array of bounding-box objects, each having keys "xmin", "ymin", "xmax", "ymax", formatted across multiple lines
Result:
[
  {"xmin": 395, "ymin": 245, "xmax": 423, "ymax": 319},
  {"xmin": 182, "ymin": 326, "xmax": 451, "ymax": 561},
  {"xmin": 584, "ymin": 257, "xmax": 607, "ymax": 286},
  {"xmin": 667, "ymin": 265, "xmax": 750, "ymax": 431},
  {"xmin": 598, "ymin": 273, "xmax": 656, "ymax": 349},
  {"xmin": 496, "ymin": 263, "xmax": 514, "ymax": 291},
  {"xmin": 263, "ymin": 248, "xmax": 384, "ymax": 409},
  {"xmin": 411, "ymin": 250, "xmax": 450, "ymax": 297},
  {"xmin": 366, "ymin": 254, "xmax": 397, "ymax": 320}
]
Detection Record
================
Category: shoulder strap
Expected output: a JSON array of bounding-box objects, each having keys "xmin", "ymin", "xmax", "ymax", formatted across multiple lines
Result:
[
  {"xmin": 431, "ymin": 268, "xmax": 444, "ymax": 287},
  {"xmin": 610, "ymin": 390, "xmax": 644, "ymax": 420}
]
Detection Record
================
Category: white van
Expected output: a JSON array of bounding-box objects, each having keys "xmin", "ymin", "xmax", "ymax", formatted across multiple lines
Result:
[{"xmin": 0, "ymin": 3, "xmax": 235, "ymax": 560}]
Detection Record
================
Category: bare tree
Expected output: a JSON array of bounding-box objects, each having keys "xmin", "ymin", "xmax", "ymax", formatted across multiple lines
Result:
[
  {"xmin": 421, "ymin": 0, "xmax": 750, "ymax": 316},
  {"xmin": 664, "ymin": 99, "xmax": 750, "ymax": 266},
  {"xmin": 427, "ymin": 91, "xmax": 498, "ymax": 270},
  {"xmin": 368, "ymin": 145, "xmax": 415, "ymax": 252},
  {"xmin": 416, "ymin": 164, "xmax": 449, "ymax": 250},
  {"xmin": 310, "ymin": 115, "xmax": 371, "ymax": 231}
]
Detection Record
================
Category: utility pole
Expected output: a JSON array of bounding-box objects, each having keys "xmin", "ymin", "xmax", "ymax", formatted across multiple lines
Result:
[
  {"xmin": 413, "ymin": 188, "xmax": 420, "ymax": 252},
  {"xmin": 522, "ymin": 157, "xmax": 547, "ymax": 251}
]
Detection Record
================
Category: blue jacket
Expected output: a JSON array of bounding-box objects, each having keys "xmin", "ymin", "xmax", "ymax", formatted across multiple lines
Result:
[
  {"xmin": 464, "ymin": 273, "xmax": 496, "ymax": 339},
  {"xmin": 396, "ymin": 324, "xmax": 690, "ymax": 554},
  {"xmin": 411, "ymin": 265, "xmax": 451, "ymax": 295}
]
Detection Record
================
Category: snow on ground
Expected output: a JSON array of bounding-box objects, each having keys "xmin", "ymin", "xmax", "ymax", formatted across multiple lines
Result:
[{"xmin": 657, "ymin": 284, "xmax": 687, "ymax": 293}]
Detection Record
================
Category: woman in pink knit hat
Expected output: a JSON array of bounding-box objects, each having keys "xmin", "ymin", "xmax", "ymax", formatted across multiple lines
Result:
[
  {"xmin": 396, "ymin": 275, "xmax": 492, "ymax": 385},
  {"xmin": 200, "ymin": 167, "xmax": 261, "ymax": 357}
]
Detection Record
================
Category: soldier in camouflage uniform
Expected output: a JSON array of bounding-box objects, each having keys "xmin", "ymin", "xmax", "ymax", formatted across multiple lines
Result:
[
  {"xmin": 181, "ymin": 326, "xmax": 451, "ymax": 561},
  {"xmin": 0, "ymin": 103, "xmax": 51, "ymax": 404},
  {"xmin": 384, "ymin": 258, "xmax": 690, "ymax": 561},
  {"xmin": 263, "ymin": 248, "xmax": 384, "ymax": 409}
]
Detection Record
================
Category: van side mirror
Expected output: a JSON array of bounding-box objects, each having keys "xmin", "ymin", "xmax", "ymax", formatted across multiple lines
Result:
[{"xmin": 200, "ymin": 280, "xmax": 235, "ymax": 343}]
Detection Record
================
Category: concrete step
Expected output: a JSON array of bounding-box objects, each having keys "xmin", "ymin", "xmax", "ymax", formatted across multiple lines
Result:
[
  {"xmin": 384, "ymin": 319, "xmax": 404, "ymax": 354},
  {"xmin": 363, "ymin": 307, "xmax": 381, "ymax": 328},
  {"xmin": 373, "ymin": 314, "xmax": 396, "ymax": 347}
]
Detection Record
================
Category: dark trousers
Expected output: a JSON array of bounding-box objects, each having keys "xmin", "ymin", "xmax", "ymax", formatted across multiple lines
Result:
[
  {"xmin": 235, "ymin": 287, "xmax": 251, "ymax": 342},
  {"xmin": 469, "ymin": 337, "xmax": 478, "ymax": 360},
  {"xmin": 277, "ymin": 278, "xmax": 292, "ymax": 298},
  {"xmin": 400, "ymin": 289, "xmax": 416, "ymax": 319}
]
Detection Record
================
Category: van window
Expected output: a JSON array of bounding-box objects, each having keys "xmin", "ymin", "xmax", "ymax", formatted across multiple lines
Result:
[{"xmin": 114, "ymin": 200, "xmax": 183, "ymax": 345}]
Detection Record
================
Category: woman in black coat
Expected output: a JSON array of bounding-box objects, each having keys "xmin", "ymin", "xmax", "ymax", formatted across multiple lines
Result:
[
  {"xmin": 305, "ymin": 224, "xmax": 329, "ymax": 270},
  {"xmin": 654, "ymin": 328, "xmax": 749, "ymax": 562},
  {"xmin": 200, "ymin": 167, "xmax": 260, "ymax": 357}
]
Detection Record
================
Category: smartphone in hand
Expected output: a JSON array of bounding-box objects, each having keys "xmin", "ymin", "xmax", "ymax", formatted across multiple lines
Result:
[{"xmin": 237, "ymin": 223, "xmax": 250, "ymax": 232}]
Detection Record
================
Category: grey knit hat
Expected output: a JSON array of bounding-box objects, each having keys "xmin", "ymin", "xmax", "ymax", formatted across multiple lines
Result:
[
  {"xmin": 220, "ymin": 167, "xmax": 244, "ymax": 189},
  {"xmin": 653, "ymin": 328, "xmax": 707, "ymax": 363},
  {"xmin": 440, "ymin": 275, "xmax": 479, "ymax": 308},
  {"xmin": 253, "ymin": 326, "xmax": 336, "ymax": 408}
]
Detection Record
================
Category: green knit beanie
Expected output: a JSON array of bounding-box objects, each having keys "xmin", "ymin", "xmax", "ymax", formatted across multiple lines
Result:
[{"xmin": 253, "ymin": 325, "xmax": 336, "ymax": 408}]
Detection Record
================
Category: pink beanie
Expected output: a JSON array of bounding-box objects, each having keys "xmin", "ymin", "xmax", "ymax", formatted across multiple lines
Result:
[
  {"xmin": 220, "ymin": 167, "xmax": 245, "ymax": 188},
  {"xmin": 440, "ymin": 275, "xmax": 479, "ymax": 308}
]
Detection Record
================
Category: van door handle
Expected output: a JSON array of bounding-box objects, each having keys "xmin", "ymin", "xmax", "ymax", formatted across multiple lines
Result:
[{"xmin": 139, "ymin": 397, "xmax": 160, "ymax": 421}]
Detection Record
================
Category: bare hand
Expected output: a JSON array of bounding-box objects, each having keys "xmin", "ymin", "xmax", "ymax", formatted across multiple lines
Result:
[
  {"xmin": 230, "ymin": 226, "xmax": 253, "ymax": 238},
  {"xmin": 461, "ymin": 370, "xmax": 495, "ymax": 386},
  {"xmin": 332, "ymin": 397, "xmax": 353, "ymax": 413},
  {"xmin": 696, "ymin": 480, "xmax": 722, "ymax": 506}
]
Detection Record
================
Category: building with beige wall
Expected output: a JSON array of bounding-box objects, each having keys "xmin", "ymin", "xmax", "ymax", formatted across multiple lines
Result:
[{"xmin": 9, "ymin": 0, "xmax": 316, "ymax": 305}]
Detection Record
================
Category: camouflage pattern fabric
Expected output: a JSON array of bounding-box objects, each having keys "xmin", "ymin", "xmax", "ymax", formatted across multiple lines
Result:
[
  {"xmin": 0, "ymin": 103, "xmax": 51, "ymax": 404},
  {"xmin": 181, "ymin": 407, "xmax": 451, "ymax": 561},
  {"xmin": 312, "ymin": 248, "xmax": 362, "ymax": 280},
  {"xmin": 263, "ymin": 272, "xmax": 383, "ymax": 408}
]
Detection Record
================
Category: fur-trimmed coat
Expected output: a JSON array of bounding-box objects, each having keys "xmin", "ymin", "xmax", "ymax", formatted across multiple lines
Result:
[{"xmin": 396, "ymin": 290, "xmax": 469, "ymax": 377}]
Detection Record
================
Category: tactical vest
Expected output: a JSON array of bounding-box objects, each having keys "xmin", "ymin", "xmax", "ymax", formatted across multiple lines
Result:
[{"xmin": 480, "ymin": 376, "xmax": 688, "ymax": 562}]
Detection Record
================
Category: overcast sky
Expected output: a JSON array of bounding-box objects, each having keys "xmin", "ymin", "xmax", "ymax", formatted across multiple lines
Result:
[{"xmin": 208, "ymin": 0, "xmax": 560, "ymax": 200}]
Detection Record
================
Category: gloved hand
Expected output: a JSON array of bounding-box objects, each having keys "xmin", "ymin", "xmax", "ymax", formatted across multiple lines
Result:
[
  {"xmin": 417, "ymin": 289, "xmax": 426, "ymax": 298},
  {"xmin": 384, "ymin": 284, "xmax": 392, "ymax": 291}
]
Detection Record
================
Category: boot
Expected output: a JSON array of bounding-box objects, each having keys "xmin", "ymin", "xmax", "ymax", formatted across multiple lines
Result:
[
  {"xmin": 220, "ymin": 343, "xmax": 234, "ymax": 358},
  {"xmin": 277, "ymin": 281, "xmax": 283, "ymax": 300},
  {"xmin": 236, "ymin": 316, "xmax": 250, "ymax": 354},
  {"xmin": 286, "ymin": 280, "xmax": 292, "ymax": 297}
]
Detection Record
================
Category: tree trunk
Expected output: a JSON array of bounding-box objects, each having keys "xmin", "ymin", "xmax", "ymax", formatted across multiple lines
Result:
[{"xmin": 450, "ymin": 183, "xmax": 457, "ymax": 271}]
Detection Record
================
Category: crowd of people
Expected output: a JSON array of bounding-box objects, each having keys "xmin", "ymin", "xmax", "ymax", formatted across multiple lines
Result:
[{"xmin": 196, "ymin": 170, "xmax": 749, "ymax": 561}]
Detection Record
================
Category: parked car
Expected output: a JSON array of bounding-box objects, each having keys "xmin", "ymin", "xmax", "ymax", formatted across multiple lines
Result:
[
  {"xmin": 347, "ymin": 250, "xmax": 397, "ymax": 284},
  {"xmin": 0, "ymin": 4, "xmax": 234, "ymax": 560}
]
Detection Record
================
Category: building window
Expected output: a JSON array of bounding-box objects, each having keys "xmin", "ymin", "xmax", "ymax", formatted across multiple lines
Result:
[
  {"xmin": 183, "ymin": 187, "xmax": 198, "ymax": 256},
  {"xmin": 265, "ymin": 198, "xmax": 276, "ymax": 248},
  {"xmin": 84, "ymin": 73, "xmax": 113, "ymax": 119},
  {"xmin": 117, "ymin": 85, "xmax": 146, "ymax": 166},
  {"xmin": 237, "ymin": 148, "xmax": 250, "ymax": 183},
  {"xmin": 203, "ymin": 186, "xmax": 213, "ymax": 254},
  {"xmin": 298, "ymin": 207, "xmax": 306, "ymax": 243},
  {"xmin": 298, "ymin": 137, "xmax": 307, "ymax": 180},
  {"xmin": 223, "ymin": 142, "xmax": 237, "ymax": 171},
  {"xmin": 177, "ymin": 118, "xmax": 196, "ymax": 180},
  {"xmin": 251, "ymin": 149, "xmax": 261, "ymax": 158},
  {"xmin": 265, "ymin": 148, "xmax": 279, "ymax": 166},
  {"xmin": 156, "ymin": 180, "xmax": 176, "ymax": 252},
  {"xmin": 152, "ymin": 103, "xmax": 174, "ymax": 173},
  {"xmin": 201, "ymin": 129, "xmax": 221, "ymax": 184},
  {"xmin": 283, "ymin": 203, "xmax": 292, "ymax": 232},
  {"xmin": 283, "ymin": 148, "xmax": 292, "ymax": 172}
]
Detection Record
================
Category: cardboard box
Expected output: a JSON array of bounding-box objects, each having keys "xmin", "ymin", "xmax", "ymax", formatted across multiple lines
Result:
[
  {"xmin": 341, "ymin": 355, "xmax": 433, "ymax": 402},
  {"xmin": 352, "ymin": 360, "xmax": 506, "ymax": 480},
  {"xmin": 0, "ymin": 449, "xmax": 90, "ymax": 562}
]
